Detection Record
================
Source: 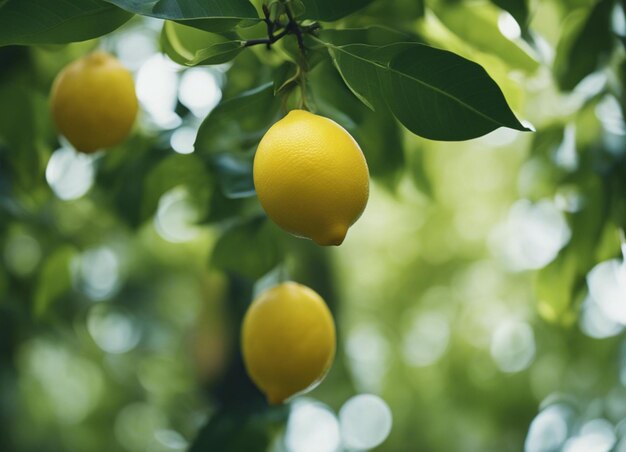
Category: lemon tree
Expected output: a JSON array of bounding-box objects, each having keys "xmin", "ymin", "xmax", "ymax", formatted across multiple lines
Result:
[{"xmin": 0, "ymin": 0, "xmax": 625, "ymax": 451}]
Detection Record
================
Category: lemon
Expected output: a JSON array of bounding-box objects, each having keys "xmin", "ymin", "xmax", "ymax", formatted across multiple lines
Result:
[
  {"xmin": 50, "ymin": 51, "xmax": 138, "ymax": 153},
  {"xmin": 241, "ymin": 282, "xmax": 336, "ymax": 404},
  {"xmin": 253, "ymin": 110, "xmax": 369, "ymax": 246}
]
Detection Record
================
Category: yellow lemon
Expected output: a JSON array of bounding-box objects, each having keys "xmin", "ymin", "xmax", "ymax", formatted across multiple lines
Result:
[
  {"xmin": 241, "ymin": 282, "xmax": 336, "ymax": 404},
  {"xmin": 50, "ymin": 51, "xmax": 138, "ymax": 153},
  {"xmin": 253, "ymin": 110, "xmax": 369, "ymax": 246}
]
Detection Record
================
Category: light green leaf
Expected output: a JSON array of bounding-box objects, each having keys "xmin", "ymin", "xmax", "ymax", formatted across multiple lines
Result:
[
  {"xmin": 0, "ymin": 0, "xmax": 132, "ymax": 46},
  {"xmin": 434, "ymin": 2, "xmax": 539, "ymax": 73},
  {"xmin": 34, "ymin": 246, "xmax": 77, "ymax": 317},
  {"xmin": 535, "ymin": 249, "xmax": 579, "ymax": 326},
  {"xmin": 161, "ymin": 21, "xmax": 244, "ymax": 66},
  {"xmin": 211, "ymin": 216, "xmax": 283, "ymax": 280}
]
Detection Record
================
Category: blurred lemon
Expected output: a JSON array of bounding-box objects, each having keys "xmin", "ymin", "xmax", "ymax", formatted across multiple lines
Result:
[
  {"xmin": 241, "ymin": 282, "xmax": 336, "ymax": 404},
  {"xmin": 50, "ymin": 51, "xmax": 138, "ymax": 153},
  {"xmin": 253, "ymin": 110, "xmax": 369, "ymax": 246}
]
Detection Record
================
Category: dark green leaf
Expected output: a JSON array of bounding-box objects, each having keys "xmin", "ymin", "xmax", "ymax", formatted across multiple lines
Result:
[
  {"xmin": 211, "ymin": 216, "xmax": 284, "ymax": 280},
  {"xmin": 192, "ymin": 41, "xmax": 244, "ymax": 65},
  {"xmin": 310, "ymin": 61, "xmax": 405, "ymax": 185},
  {"xmin": 161, "ymin": 21, "xmax": 244, "ymax": 66},
  {"xmin": 195, "ymin": 83, "xmax": 280, "ymax": 155},
  {"xmin": 299, "ymin": 0, "xmax": 373, "ymax": 21},
  {"xmin": 104, "ymin": 0, "xmax": 259, "ymax": 32},
  {"xmin": 319, "ymin": 26, "xmax": 422, "ymax": 47},
  {"xmin": 554, "ymin": 0, "xmax": 615, "ymax": 91},
  {"xmin": 326, "ymin": 41, "xmax": 529, "ymax": 140},
  {"xmin": 0, "ymin": 81, "xmax": 53, "ymax": 189},
  {"xmin": 34, "ymin": 246, "xmax": 76, "ymax": 317},
  {"xmin": 273, "ymin": 62, "xmax": 300, "ymax": 95},
  {"xmin": 0, "ymin": 0, "xmax": 132, "ymax": 46},
  {"xmin": 211, "ymin": 152, "xmax": 255, "ymax": 198},
  {"xmin": 326, "ymin": 43, "xmax": 385, "ymax": 110}
]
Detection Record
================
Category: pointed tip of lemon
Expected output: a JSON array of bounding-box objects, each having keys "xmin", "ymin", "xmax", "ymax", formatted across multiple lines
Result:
[
  {"xmin": 312, "ymin": 224, "xmax": 348, "ymax": 246},
  {"xmin": 265, "ymin": 391, "xmax": 288, "ymax": 405}
]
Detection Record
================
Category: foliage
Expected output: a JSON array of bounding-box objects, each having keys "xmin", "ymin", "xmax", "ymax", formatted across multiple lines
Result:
[{"xmin": 1, "ymin": 0, "xmax": 626, "ymax": 451}]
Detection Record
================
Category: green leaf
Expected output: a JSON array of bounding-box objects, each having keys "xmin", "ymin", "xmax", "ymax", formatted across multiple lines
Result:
[
  {"xmin": 553, "ymin": 0, "xmax": 615, "ymax": 91},
  {"xmin": 408, "ymin": 146, "xmax": 433, "ymax": 197},
  {"xmin": 535, "ymin": 248, "xmax": 579, "ymax": 326},
  {"xmin": 536, "ymin": 172, "xmax": 608, "ymax": 325},
  {"xmin": 325, "ymin": 41, "xmax": 530, "ymax": 140},
  {"xmin": 160, "ymin": 21, "xmax": 244, "ymax": 66},
  {"xmin": 273, "ymin": 62, "xmax": 300, "ymax": 95},
  {"xmin": 299, "ymin": 0, "xmax": 373, "ymax": 21},
  {"xmin": 434, "ymin": 2, "xmax": 539, "ymax": 73},
  {"xmin": 34, "ymin": 246, "xmax": 77, "ymax": 317},
  {"xmin": 142, "ymin": 153, "xmax": 211, "ymax": 220},
  {"xmin": 319, "ymin": 26, "xmax": 422, "ymax": 47},
  {"xmin": 310, "ymin": 61, "xmax": 405, "ymax": 185},
  {"xmin": 211, "ymin": 216, "xmax": 284, "ymax": 280},
  {"xmin": 211, "ymin": 152, "xmax": 255, "ymax": 198},
  {"xmin": 0, "ymin": 80, "xmax": 53, "ymax": 189},
  {"xmin": 0, "ymin": 0, "xmax": 132, "ymax": 46},
  {"xmin": 104, "ymin": 0, "xmax": 259, "ymax": 32},
  {"xmin": 195, "ymin": 83, "xmax": 280, "ymax": 156}
]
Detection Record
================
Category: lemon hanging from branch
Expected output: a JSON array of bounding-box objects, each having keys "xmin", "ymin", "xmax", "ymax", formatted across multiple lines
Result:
[
  {"xmin": 253, "ymin": 110, "xmax": 369, "ymax": 246},
  {"xmin": 50, "ymin": 51, "xmax": 138, "ymax": 153},
  {"xmin": 241, "ymin": 282, "xmax": 336, "ymax": 404}
]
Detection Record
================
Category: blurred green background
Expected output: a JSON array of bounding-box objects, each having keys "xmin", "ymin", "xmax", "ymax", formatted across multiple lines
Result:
[{"xmin": 1, "ymin": 0, "xmax": 626, "ymax": 451}]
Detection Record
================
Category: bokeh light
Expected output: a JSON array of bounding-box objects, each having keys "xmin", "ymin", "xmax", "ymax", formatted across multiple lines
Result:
[
  {"xmin": 491, "ymin": 199, "xmax": 571, "ymax": 271},
  {"xmin": 178, "ymin": 68, "xmax": 222, "ymax": 118},
  {"xmin": 285, "ymin": 399, "xmax": 340, "ymax": 452},
  {"xmin": 87, "ymin": 304, "xmax": 141, "ymax": 354},
  {"xmin": 587, "ymin": 259, "xmax": 626, "ymax": 325},
  {"xmin": 562, "ymin": 419, "xmax": 616, "ymax": 452},
  {"xmin": 46, "ymin": 146, "xmax": 96, "ymax": 200},
  {"xmin": 136, "ymin": 54, "xmax": 180, "ymax": 129},
  {"xmin": 74, "ymin": 246, "xmax": 121, "ymax": 301},
  {"xmin": 579, "ymin": 295, "xmax": 624, "ymax": 339},
  {"xmin": 339, "ymin": 394, "xmax": 392, "ymax": 450},
  {"xmin": 170, "ymin": 126, "xmax": 197, "ymax": 154},
  {"xmin": 490, "ymin": 321, "xmax": 536, "ymax": 373},
  {"xmin": 402, "ymin": 310, "xmax": 450, "ymax": 367},
  {"xmin": 525, "ymin": 404, "xmax": 571, "ymax": 452},
  {"xmin": 154, "ymin": 187, "xmax": 201, "ymax": 243},
  {"xmin": 345, "ymin": 324, "xmax": 390, "ymax": 392},
  {"xmin": 498, "ymin": 12, "xmax": 521, "ymax": 40}
]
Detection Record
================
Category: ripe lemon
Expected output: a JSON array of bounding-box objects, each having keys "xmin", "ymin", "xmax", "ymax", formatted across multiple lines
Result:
[
  {"xmin": 241, "ymin": 282, "xmax": 336, "ymax": 404},
  {"xmin": 253, "ymin": 110, "xmax": 369, "ymax": 246},
  {"xmin": 50, "ymin": 51, "xmax": 138, "ymax": 153}
]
